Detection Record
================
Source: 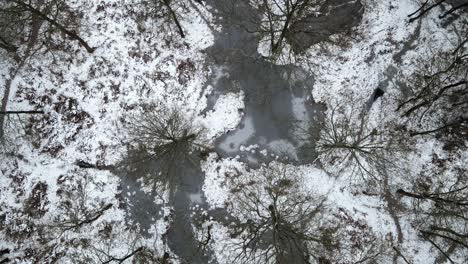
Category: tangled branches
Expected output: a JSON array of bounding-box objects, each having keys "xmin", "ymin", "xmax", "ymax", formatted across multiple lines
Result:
[
  {"xmin": 396, "ymin": 39, "xmax": 468, "ymax": 146},
  {"xmin": 222, "ymin": 163, "xmax": 329, "ymax": 263},
  {"xmin": 123, "ymin": 104, "xmax": 207, "ymax": 194},
  {"xmin": 316, "ymin": 106, "xmax": 401, "ymax": 184}
]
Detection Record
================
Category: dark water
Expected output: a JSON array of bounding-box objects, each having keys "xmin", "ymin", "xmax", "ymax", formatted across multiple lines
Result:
[{"xmin": 205, "ymin": 3, "xmax": 326, "ymax": 165}]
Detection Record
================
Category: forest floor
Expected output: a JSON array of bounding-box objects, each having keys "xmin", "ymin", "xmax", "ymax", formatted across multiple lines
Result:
[{"xmin": 0, "ymin": 0, "xmax": 466, "ymax": 263}]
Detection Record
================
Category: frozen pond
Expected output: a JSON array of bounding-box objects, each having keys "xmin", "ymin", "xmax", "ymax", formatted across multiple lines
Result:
[{"xmin": 119, "ymin": 0, "xmax": 364, "ymax": 263}]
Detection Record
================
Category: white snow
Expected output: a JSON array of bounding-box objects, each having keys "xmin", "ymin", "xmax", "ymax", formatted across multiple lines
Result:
[{"xmin": 200, "ymin": 91, "xmax": 245, "ymax": 142}]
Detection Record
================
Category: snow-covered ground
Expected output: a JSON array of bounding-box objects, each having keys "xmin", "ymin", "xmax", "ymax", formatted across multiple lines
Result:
[{"xmin": 1, "ymin": 0, "xmax": 466, "ymax": 263}]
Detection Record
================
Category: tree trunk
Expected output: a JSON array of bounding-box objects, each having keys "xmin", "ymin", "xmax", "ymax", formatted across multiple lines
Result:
[
  {"xmin": 396, "ymin": 189, "xmax": 426, "ymax": 199},
  {"xmin": 102, "ymin": 247, "xmax": 144, "ymax": 264},
  {"xmin": 397, "ymin": 188, "xmax": 468, "ymax": 206},
  {"xmin": 271, "ymin": 0, "xmax": 311, "ymax": 55},
  {"xmin": 408, "ymin": 0, "xmax": 446, "ymax": 22},
  {"xmin": 162, "ymin": 0, "xmax": 185, "ymax": 38},
  {"xmin": 421, "ymin": 230, "xmax": 468, "ymax": 249},
  {"xmin": 409, "ymin": 118, "xmax": 467, "ymax": 137},
  {"xmin": 0, "ymin": 110, "xmax": 44, "ymax": 115},
  {"xmin": 439, "ymin": 2, "xmax": 468, "ymax": 19},
  {"xmin": 13, "ymin": 0, "xmax": 96, "ymax": 53}
]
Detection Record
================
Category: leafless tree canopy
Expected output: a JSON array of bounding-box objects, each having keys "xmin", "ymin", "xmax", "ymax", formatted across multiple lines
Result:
[
  {"xmin": 222, "ymin": 164, "xmax": 329, "ymax": 263},
  {"xmin": 223, "ymin": 0, "xmax": 327, "ymax": 58},
  {"xmin": 315, "ymin": 106, "xmax": 401, "ymax": 184},
  {"xmin": 396, "ymin": 37, "xmax": 468, "ymax": 145},
  {"xmin": 215, "ymin": 162, "xmax": 387, "ymax": 263},
  {"xmin": 123, "ymin": 105, "xmax": 206, "ymax": 194},
  {"xmin": 0, "ymin": 1, "xmax": 25, "ymax": 53},
  {"xmin": 408, "ymin": 0, "xmax": 468, "ymax": 22},
  {"xmin": 0, "ymin": 0, "xmax": 94, "ymax": 54},
  {"xmin": 398, "ymin": 164, "xmax": 468, "ymax": 263}
]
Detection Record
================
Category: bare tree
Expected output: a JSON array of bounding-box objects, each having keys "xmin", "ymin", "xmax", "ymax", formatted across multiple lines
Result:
[
  {"xmin": 394, "ymin": 7, "xmax": 468, "ymax": 260},
  {"xmin": 408, "ymin": 0, "xmax": 468, "ymax": 22},
  {"xmin": 123, "ymin": 104, "xmax": 208, "ymax": 194},
  {"xmin": 214, "ymin": 162, "xmax": 386, "ymax": 263},
  {"xmin": 397, "ymin": 165, "xmax": 468, "ymax": 263},
  {"xmin": 253, "ymin": 0, "xmax": 326, "ymax": 56},
  {"xmin": 0, "ymin": 0, "xmax": 28, "ymax": 55},
  {"xmin": 315, "ymin": 106, "xmax": 401, "ymax": 184},
  {"xmin": 161, "ymin": 0, "xmax": 186, "ymax": 38},
  {"xmin": 125, "ymin": 0, "xmax": 188, "ymax": 39},
  {"xmin": 222, "ymin": 0, "xmax": 327, "ymax": 58},
  {"xmin": 396, "ymin": 37, "xmax": 467, "ymax": 145},
  {"xmin": 222, "ymin": 163, "xmax": 328, "ymax": 263},
  {"xmin": 0, "ymin": 0, "xmax": 95, "ymax": 54}
]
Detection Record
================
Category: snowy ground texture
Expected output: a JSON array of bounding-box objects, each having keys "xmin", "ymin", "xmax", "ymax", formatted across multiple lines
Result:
[{"xmin": 1, "ymin": 0, "xmax": 467, "ymax": 263}]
